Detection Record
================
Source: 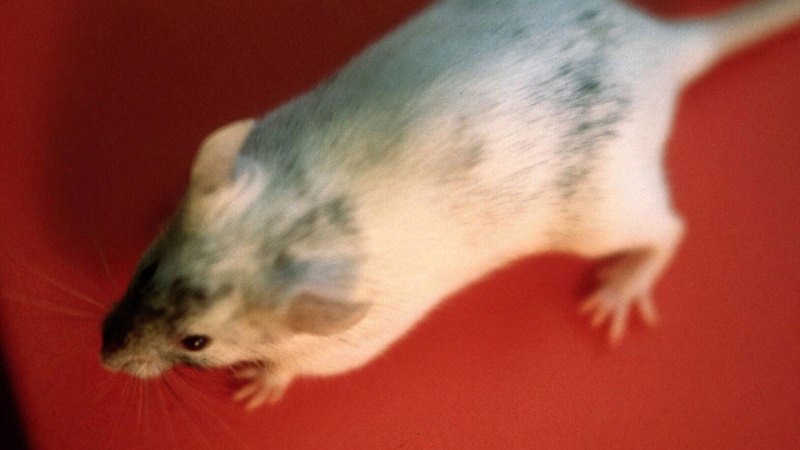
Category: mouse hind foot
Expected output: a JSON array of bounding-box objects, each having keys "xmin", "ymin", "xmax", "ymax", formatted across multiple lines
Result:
[{"xmin": 579, "ymin": 214, "xmax": 684, "ymax": 344}]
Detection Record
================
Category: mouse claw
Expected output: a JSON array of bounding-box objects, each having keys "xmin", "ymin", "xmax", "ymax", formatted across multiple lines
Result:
[
  {"xmin": 607, "ymin": 300, "xmax": 631, "ymax": 345},
  {"xmin": 232, "ymin": 364, "xmax": 292, "ymax": 410},
  {"xmin": 232, "ymin": 367, "xmax": 261, "ymax": 380},
  {"xmin": 579, "ymin": 287, "xmax": 656, "ymax": 344},
  {"xmin": 579, "ymin": 294, "xmax": 611, "ymax": 328},
  {"xmin": 580, "ymin": 244, "xmax": 673, "ymax": 344},
  {"xmin": 636, "ymin": 293, "xmax": 659, "ymax": 327},
  {"xmin": 232, "ymin": 381, "xmax": 260, "ymax": 402},
  {"xmin": 243, "ymin": 383, "xmax": 287, "ymax": 411}
]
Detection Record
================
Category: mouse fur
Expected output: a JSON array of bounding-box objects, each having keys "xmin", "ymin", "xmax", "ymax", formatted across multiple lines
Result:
[{"xmin": 101, "ymin": 0, "xmax": 800, "ymax": 408}]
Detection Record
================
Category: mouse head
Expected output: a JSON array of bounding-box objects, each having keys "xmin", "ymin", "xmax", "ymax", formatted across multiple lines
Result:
[{"xmin": 100, "ymin": 119, "xmax": 369, "ymax": 378}]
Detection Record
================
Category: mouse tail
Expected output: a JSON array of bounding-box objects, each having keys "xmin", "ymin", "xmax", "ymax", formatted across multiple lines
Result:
[{"xmin": 670, "ymin": 0, "xmax": 800, "ymax": 82}]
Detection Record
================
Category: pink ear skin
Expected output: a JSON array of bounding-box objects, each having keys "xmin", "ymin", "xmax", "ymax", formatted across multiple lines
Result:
[
  {"xmin": 284, "ymin": 293, "xmax": 370, "ymax": 336},
  {"xmin": 190, "ymin": 119, "xmax": 256, "ymax": 195}
]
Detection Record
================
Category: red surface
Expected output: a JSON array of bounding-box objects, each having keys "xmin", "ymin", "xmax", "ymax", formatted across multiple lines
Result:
[{"xmin": 1, "ymin": 1, "xmax": 799, "ymax": 449}]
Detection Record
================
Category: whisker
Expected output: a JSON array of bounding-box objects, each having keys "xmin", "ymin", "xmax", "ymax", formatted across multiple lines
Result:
[
  {"xmin": 87, "ymin": 219, "xmax": 120, "ymax": 293},
  {"xmin": 91, "ymin": 372, "xmax": 125, "ymax": 409},
  {"xmin": 168, "ymin": 372, "xmax": 251, "ymax": 450},
  {"xmin": 10, "ymin": 258, "xmax": 106, "ymax": 310},
  {"xmin": 87, "ymin": 372, "xmax": 119, "ymax": 447},
  {"xmin": 2, "ymin": 293, "xmax": 102, "ymax": 320},
  {"xmin": 135, "ymin": 379, "xmax": 144, "ymax": 445},
  {"xmin": 155, "ymin": 380, "xmax": 179, "ymax": 449},
  {"xmin": 143, "ymin": 382, "xmax": 153, "ymax": 440},
  {"xmin": 106, "ymin": 375, "xmax": 134, "ymax": 447},
  {"xmin": 164, "ymin": 375, "xmax": 215, "ymax": 450}
]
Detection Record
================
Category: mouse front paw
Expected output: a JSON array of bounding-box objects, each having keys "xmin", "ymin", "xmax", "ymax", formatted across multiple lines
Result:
[{"xmin": 232, "ymin": 363, "xmax": 293, "ymax": 410}]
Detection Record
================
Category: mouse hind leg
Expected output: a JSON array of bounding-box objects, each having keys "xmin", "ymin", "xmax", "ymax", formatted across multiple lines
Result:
[
  {"xmin": 578, "ymin": 211, "xmax": 684, "ymax": 343},
  {"xmin": 564, "ymin": 159, "xmax": 686, "ymax": 343}
]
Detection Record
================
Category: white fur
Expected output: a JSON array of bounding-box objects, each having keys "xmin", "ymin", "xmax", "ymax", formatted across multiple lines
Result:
[
  {"xmin": 126, "ymin": 0, "xmax": 800, "ymax": 405},
  {"xmin": 251, "ymin": 0, "xmax": 800, "ymax": 380}
]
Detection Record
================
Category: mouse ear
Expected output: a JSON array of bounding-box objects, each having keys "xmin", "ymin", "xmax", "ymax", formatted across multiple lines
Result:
[
  {"xmin": 281, "ymin": 292, "xmax": 369, "ymax": 336},
  {"xmin": 190, "ymin": 119, "xmax": 255, "ymax": 195}
]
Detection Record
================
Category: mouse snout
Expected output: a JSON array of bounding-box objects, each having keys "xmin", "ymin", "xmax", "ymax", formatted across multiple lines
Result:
[
  {"xmin": 100, "ymin": 329, "xmax": 126, "ymax": 358},
  {"xmin": 100, "ymin": 303, "xmax": 134, "ymax": 359}
]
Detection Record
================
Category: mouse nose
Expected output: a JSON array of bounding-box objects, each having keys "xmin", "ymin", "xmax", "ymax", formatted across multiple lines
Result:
[
  {"xmin": 101, "ymin": 324, "xmax": 128, "ymax": 358},
  {"xmin": 101, "ymin": 303, "xmax": 133, "ymax": 358},
  {"xmin": 101, "ymin": 333, "xmax": 126, "ymax": 358}
]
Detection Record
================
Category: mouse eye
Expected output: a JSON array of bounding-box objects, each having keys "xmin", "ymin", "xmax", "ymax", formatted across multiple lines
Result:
[{"xmin": 180, "ymin": 335, "xmax": 211, "ymax": 351}]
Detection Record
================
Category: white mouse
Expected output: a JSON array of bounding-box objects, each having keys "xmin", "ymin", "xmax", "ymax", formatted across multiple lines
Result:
[{"xmin": 100, "ymin": 0, "xmax": 800, "ymax": 409}]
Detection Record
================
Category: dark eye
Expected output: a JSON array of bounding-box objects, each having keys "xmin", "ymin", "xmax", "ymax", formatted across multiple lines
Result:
[{"xmin": 180, "ymin": 335, "xmax": 211, "ymax": 351}]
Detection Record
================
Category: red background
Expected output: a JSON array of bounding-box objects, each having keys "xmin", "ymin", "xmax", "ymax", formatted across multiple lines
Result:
[{"xmin": 1, "ymin": 1, "xmax": 798, "ymax": 449}]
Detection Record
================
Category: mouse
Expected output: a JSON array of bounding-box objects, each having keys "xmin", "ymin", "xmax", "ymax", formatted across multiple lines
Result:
[{"xmin": 100, "ymin": 0, "xmax": 800, "ymax": 409}]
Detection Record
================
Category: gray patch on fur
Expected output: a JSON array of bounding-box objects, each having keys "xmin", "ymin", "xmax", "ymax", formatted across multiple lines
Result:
[
  {"xmin": 235, "ymin": 0, "xmax": 557, "ymax": 184},
  {"xmin": 277, "ymin": 196, "xmax": 358, "ymax": 245},
  {"xmin": 236, "ymin": 109, "xmax": 311, "ymax": 194},
  {"xmin": 101, "ymin": 249, "xmax": 214, "ymax": 358},
  {"xmin": 577, "ymin": 9, "xmax": 600, "ymax": 23},
  {"xmin": 542, "ymin": 9, "xmax": 631, "ymax": 200},
  {"xmin": 434, "ymin": 114, "xmax": 485, "ymax": 184},
  {"xmin": 251, "ymin": 195, "xmax": 361, "ymax": 302}
]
